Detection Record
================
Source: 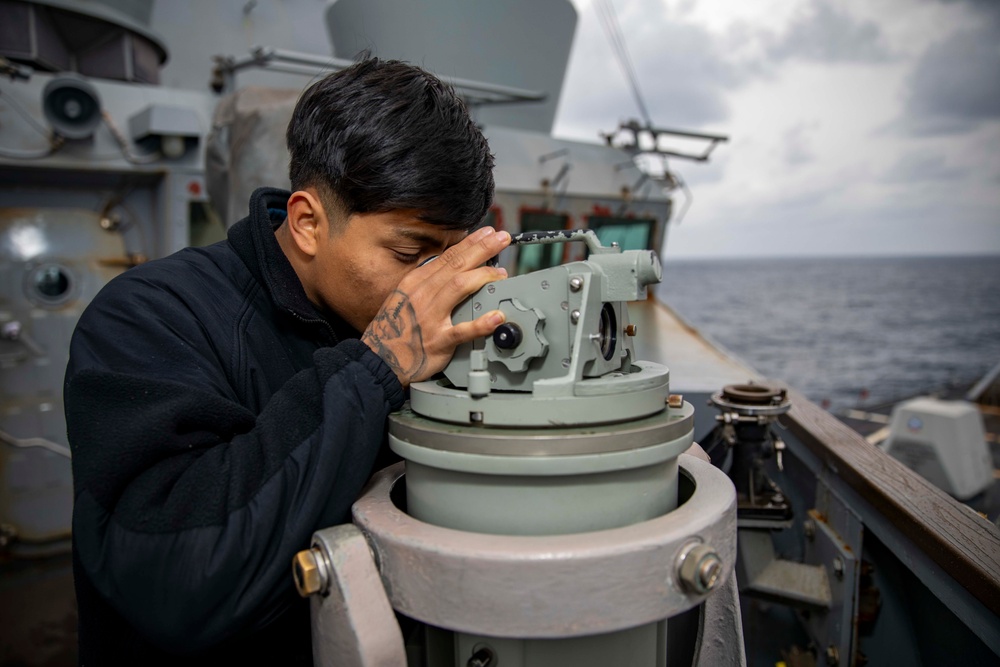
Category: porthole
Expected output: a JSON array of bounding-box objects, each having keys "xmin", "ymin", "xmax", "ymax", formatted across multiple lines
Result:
[{"xmin": 26, "ymin": 263, "xmax": 75, "ymax": 307}]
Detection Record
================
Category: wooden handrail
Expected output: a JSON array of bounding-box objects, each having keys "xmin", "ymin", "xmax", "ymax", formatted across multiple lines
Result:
[{"xmin": 783, "ymin": 389, "xmax": 1000, "ymax": 617}]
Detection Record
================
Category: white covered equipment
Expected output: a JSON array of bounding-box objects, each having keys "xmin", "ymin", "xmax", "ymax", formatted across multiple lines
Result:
[{"xmin": 883, "ymin": 398, "xmax": 992, "ymax": 500}]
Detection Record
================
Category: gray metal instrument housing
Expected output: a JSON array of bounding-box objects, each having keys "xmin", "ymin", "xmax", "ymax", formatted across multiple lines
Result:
[
  {"xmin": 412, "ymin": 230, "xmax": 667, "ymax": 426},
  {"xmin": 447, "ymin": 229, "xmax": 661, "ymax": 392}
]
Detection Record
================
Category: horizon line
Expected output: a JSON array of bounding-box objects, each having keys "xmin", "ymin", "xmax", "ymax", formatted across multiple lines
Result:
[{"xmin": 660, "ymin": 251, "xmax": 1000, "ymax": 261}]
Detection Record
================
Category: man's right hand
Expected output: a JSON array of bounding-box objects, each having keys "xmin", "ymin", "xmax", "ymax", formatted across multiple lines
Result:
[{"xmin": 361, "ymin": 226, "xmax": 511, "ymax": 387}]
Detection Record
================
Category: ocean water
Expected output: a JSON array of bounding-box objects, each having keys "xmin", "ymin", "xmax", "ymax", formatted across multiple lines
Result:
[{"xmin": 657, "ymin": 255, "xmax": 1000, "ymax": 412}]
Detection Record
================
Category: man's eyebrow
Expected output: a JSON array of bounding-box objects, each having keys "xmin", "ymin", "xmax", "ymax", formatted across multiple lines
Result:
[{"xmin": 392, "ymin": 228, "xmax": 450, "ymax": 246}]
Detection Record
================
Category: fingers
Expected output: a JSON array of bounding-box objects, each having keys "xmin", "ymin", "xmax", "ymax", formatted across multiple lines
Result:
[
  {"xmin": 443, "ymin": 265, "xmax": 508, "ymax": 301},
  {"xmin": 443, "ymin": 226, "xmax": 509, "ymax": 270},
  {"xmin": 447, "ymin": 310, "xmax": 506, "ymax": 347},
  {"xmin": 414, "ymin": 227, "xmax": 510, "ymax": 292}
]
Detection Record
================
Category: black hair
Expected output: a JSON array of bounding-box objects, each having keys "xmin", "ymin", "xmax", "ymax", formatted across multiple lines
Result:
[{"xmin": 286, "ymin": 57, "xmax": 495, "ymax": 231}]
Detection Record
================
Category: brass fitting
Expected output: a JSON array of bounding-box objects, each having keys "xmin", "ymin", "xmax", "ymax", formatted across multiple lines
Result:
[{"xmin": 292, "ymin": 547, "xmax": 328, "ymax": 597}]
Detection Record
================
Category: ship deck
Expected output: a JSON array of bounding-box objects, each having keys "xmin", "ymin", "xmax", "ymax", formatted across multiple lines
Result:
[{"xmin": 627, "ymin": 298, "xmax": 759, "ymax": 394}]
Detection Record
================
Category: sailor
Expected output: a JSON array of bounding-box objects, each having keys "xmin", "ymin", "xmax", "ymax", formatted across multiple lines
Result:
[{"xmin": 64, "ymin": 57, "xmax": 509, "ymax": 664}]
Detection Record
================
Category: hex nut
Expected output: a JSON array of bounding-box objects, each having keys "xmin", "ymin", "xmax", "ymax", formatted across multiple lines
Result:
[
  {"xmin": 676, "ymin": 542, "xmax": 723, "ymax": 594},
  {"xmin": 292, "ymin": 547, "xmax": 327, "ymax": 597}
]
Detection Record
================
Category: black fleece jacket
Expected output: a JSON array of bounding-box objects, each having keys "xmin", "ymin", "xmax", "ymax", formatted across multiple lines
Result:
[{"xmin": 64, "ymin": 187, "xmax": 405, "ymax": 665}]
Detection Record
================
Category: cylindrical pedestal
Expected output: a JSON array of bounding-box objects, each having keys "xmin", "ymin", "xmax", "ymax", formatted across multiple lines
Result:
[
  {"xmin": 385, "ymin": 403, "xmax": 697, "ymax": 666},
  {"xmin": 389, "ymin": 403, "xmax": 694, "ymax": 536}
]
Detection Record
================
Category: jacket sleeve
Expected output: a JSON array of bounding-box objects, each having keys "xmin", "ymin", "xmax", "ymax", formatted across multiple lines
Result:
[{"xmin": 65, "ymin": 273, "xmax": 405, "ymax": 654}]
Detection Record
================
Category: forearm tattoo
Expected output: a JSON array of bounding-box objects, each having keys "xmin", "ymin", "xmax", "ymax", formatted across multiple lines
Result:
[{"xmin": 361, "ymin": 290, "xmax": 427, "ymax": 383}]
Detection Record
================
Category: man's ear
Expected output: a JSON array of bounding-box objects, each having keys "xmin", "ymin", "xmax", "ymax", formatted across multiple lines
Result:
[{"xmin": 285, "ymin": 189, "xmax": 326, "ymax": 257}]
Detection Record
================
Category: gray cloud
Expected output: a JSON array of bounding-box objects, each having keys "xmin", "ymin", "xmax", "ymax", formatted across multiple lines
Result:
[
  {"xmin": 764, "ymin": 0, "xmax": 891, "ymax": 63},
  {"xmin": 934, "ymin": 0, "xmax": 1000, "ymax": 14},
  {"xmin": 770, "ymin": 189, "xmax": 830, "ymax": 213},
  {"xmin": 903, "ymin": 11, "xmax": 1000, "ymax": 135},
  {"xmin": 783, "ymin": 124, "xmax": 817, "ymax": 166},
  {"xmin": 881, "ymin": 152, "xmax": 971, "ymax": 183}
]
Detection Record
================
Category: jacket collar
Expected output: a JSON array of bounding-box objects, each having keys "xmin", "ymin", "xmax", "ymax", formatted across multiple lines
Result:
[{"xmin": 228, "ymin": 187, "xmax": 357, "ymax": 343}]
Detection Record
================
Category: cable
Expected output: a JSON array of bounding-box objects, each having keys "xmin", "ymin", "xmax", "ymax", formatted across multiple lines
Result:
[
  {"xmin": 0, "ymin": 81, "xmax": 66, "ymax": 158},
  {"xmin": 0, "ymin": 429, "xmax": 71, "ymax": 458},
  {"xmin": 0, "ymin": 82, "xmax": 51, "ymax": 138},
  {"xmin": 596, "ymin": 0, "xmax": 652, "ymax": 126},
  {"xmin": 0, "ymin": 135, "xmax": 64, "ymax": 159},
  {"xmin": 604, "ymin": 0, "xmax": 650, "ymax": 124},
  {"xmin": 101, "ymin": 110, "xmax": 162, "ymax": 165}
]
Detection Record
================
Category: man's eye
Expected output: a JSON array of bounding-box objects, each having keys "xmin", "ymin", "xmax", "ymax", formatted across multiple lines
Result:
[{"xmin": 392, "ymin": 250, "xmax": 421, "ymax": 264}]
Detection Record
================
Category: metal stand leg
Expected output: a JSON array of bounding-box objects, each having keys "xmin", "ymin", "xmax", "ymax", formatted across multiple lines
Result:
[
  {"xmin": 694, "ymin": 567, "xmax": 747, "ymax": 667},
  {"xmin": 308, "ymin": 524, "xmax": 406, "ymax": 667}
]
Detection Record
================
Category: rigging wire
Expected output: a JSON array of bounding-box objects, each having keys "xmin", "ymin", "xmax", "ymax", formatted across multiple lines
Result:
[
  {"xmin": 672, "ymin": 171, "xmax": 694, "ymax": 225},
  {"xmin": 0, "ymin": 80, "xmax": 65, "ymax": 159},
  {"xmin": 595, "ymin": 0, "xmax": 653, "ymax": 127},
  {"xmin": 0, "ymin": 82, "xmax": 51, "ymax": 138}
]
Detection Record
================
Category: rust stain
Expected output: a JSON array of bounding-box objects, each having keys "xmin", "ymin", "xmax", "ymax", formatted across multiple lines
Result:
[{"xmin": 808, "ymin": 508, "xmax": 829, "ymax": 525}]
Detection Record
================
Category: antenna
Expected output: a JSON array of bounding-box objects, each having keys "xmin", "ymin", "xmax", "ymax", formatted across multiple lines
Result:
[{"xmin": 593, "ymin": 0, "xmax": 727, "ymax": 226}]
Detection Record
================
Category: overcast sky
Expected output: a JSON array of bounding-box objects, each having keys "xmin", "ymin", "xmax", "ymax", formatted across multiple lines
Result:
[{"xmin": 553, "ymin": 0, "xmax": 1000, "ymax": 258}]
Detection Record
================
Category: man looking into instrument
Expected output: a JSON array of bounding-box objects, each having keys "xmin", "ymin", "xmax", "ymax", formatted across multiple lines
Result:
[{"xmin": 65, "ymin": 57, "xmax": 508, "ymax": 664}]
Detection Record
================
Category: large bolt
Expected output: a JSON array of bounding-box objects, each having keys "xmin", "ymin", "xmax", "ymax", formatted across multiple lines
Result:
[
  {"xmin": 292, "ymin": 547, "xmax": 329, "ymax": 597},
  {"xmin": 1, "ymin": 321, "xmax": 21, "ymax": 340},
  {"xmin": 569, "ymin": 276, "xmax": 584, "ymax": 292},
  {"xmin": 804, "ymin": 519, "xmax": 816, "ymax": 541},
  {"xmin": 99, "ymin": 213, "xmax": 122, "ymax": 231},
  {"xmin": 676, "ymin": 542, "xmax": 724, "ymax": 594}
]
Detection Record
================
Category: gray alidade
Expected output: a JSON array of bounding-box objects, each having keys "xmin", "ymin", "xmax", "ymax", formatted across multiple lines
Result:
[{"xmin": 412, "ymin": 229, "xmax": 668, "ymax": 426}]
